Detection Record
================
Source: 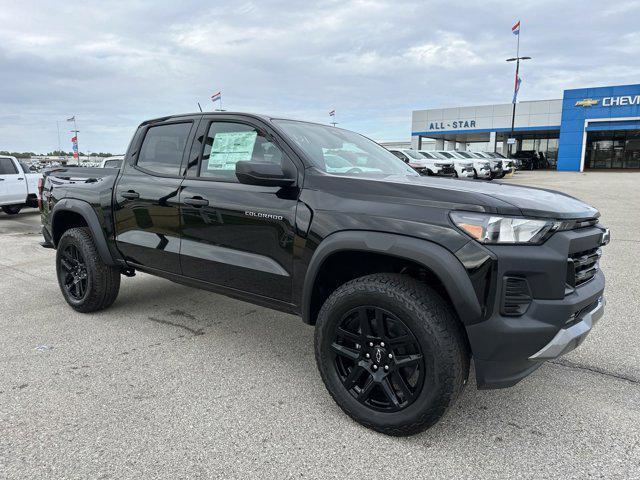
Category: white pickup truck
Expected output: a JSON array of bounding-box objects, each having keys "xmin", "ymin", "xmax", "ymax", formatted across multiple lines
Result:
[{"xmin": 0, "ymin": 156, "xmax": 40, "ymax": 215}]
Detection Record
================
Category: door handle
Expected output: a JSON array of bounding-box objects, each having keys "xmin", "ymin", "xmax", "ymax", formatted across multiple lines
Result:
[
  {"xmin": 183, "ymin": 196, "xmax": 209, "ymax": 207},
  {"xmin": 17, "ymin": 177, "xmax": 24, "ymax": 180},
  {"xmin": 121, "ymin": 190, "xmax": 140, "ymax": 199}
]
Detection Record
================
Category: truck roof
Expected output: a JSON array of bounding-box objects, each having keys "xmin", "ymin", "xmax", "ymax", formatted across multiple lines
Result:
[{"xmin": 140, "ymin": 111, "xmax": 338, "ymax": 130}]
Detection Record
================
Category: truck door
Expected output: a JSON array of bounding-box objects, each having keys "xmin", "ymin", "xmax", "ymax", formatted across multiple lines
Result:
[
  {"xmin": 113, "ymin": 117, "xmax": 200, "ymax": 274},
  {"xmin": 178, "ymin": 117, "xmax": 299, "ymax": 302},
  {"xmin": 0, "ymin": 157, "xmax": 26, "ymax": 205}
]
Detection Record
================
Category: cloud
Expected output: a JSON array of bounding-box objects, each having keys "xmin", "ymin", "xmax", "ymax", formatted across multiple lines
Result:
[{"xmin": 0, "ymin": 0, "xmax": 639, "ymax": 152}]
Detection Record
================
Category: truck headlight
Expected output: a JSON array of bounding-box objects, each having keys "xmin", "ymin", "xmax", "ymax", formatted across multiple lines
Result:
[{"xmin": 450, "ymin": 212, "xmax": 559, "ymax": 244}]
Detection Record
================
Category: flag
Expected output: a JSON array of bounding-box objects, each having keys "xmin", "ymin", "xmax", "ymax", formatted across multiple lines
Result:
[
  {"xmin": 66, "ymin": 116, "xmax": 75, "ymax": 122},
  {"xmin": 512, "ymin": 76, "xmax": 522, "ymax": 103},
  {"xmin": 211, "ymin": 91, "xmax": 221, "ymax": 102},
  {"xmin": 512, "ymin": 21, "xmax": 520, "ymax": 35},
  {"xmin": 329, "ymin": 109, "xmax": 335, "ymax": 117}
]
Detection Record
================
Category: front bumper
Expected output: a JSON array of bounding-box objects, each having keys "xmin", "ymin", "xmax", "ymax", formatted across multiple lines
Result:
[
  {"xmin": 464, "ymin": 226, "xmax": 607, "ymax": 389},
  {"xmin": 457, "ymin": 168, "xmax": 475, "ymax": 178},
  {"xmin": 477, "ymin": 168, "xmax": 491, "ymax": 178},
  {"xmin": 469, "ymin": 272, "xmax": 605, "ymax": 389}
]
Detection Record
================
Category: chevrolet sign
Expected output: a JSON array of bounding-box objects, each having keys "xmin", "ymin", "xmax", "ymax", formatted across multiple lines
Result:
[{"xmin": 575, "ymin": 98, "xmax": 599, "ymax": 107}]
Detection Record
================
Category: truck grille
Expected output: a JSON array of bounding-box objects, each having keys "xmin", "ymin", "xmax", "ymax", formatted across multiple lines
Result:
[
  {"xmin": 567, "ymin": 247, "xmax": 601, "ymax": 288},
  {"xmin": 440, "ymin": 164, "xmax": 455, "ymax": 174}
]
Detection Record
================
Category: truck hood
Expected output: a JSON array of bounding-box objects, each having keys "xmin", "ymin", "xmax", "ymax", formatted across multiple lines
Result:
[
  {"xmin": 311, "ymin": 172, "xmax": 599, "ymax": 220},
  {"xmin": 396, "ymin": 175, "xmax": 599, "ymax": 219}
]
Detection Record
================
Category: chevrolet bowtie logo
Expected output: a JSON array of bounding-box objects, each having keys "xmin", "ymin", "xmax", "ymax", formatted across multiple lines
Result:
[{"xmin": 575, "ymin": 98, "xmax": 599, "ymax": 107}]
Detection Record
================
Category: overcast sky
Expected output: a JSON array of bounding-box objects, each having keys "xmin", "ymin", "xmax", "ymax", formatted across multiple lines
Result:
[{"xmin": 1, "ymin": 0, "xmax": 639, "ymax": 153}]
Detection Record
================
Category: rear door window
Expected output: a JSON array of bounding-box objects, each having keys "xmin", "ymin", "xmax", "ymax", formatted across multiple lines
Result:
[
  {"xmin": 0, "ymin": 157, "xmax": 18, "ymax": 175},
  {"xmin": 136, "ymin": 122, "xmax": 192, "ymax": 175}
]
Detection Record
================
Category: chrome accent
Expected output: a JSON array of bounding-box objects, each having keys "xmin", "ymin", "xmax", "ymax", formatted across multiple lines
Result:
[{"xmin": 529, "ymin": 297, "xmax": 605, "ymax": 360}]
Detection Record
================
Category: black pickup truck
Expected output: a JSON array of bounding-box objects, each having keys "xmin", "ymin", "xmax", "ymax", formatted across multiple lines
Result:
[{"xmin": 40, "ymin": 113, "xmax": 609, "ymax": 436}]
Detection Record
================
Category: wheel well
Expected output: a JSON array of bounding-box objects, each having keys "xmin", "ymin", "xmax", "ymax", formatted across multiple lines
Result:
[
  {"xmin": 308, "ymin": 251, "xmax": 454, "ymax": 326},
  {"xmin": 52, "ymin": 210, "xmax": 88, "ymax": 246}
]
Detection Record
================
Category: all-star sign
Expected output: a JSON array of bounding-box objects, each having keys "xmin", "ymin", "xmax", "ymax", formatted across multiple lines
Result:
[{"xmin": 428, "ymin": 120, "xmax": 477, "ymax": 131}]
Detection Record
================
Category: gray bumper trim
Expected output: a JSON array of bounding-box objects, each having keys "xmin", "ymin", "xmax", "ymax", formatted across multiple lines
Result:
[{"xmin": 529, "ymin": 297, "xmax": 605, "ymax": 360}]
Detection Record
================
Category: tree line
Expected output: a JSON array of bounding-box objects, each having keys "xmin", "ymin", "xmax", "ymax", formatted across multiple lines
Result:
[{"xmin": 0, "ymin": 150, "xmax": 115, "ymax": 158}]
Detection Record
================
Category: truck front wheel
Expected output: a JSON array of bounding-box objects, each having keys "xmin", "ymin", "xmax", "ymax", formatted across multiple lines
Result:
[
  {"xmin": 314, "ymin": 273, "xmax": 469, "ymax": 436},
  {"xmin": 56, "ymin": 227, "xmax": 120, "ymax": 313}
]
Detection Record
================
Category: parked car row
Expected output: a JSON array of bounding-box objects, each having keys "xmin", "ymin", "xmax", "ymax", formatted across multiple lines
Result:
[{"xmin": 388, "ymin": 148, "xmax": 515, "ymax": 180}]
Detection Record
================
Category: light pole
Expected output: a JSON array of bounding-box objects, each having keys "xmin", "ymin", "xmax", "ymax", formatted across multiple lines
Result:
[
  {"xmin": 506, "ymin": 29, "xmax": 531, "ymax": 156},
  {"xmin": 56, "ymin": 121, "xmax": 62, "ymax": 158}
]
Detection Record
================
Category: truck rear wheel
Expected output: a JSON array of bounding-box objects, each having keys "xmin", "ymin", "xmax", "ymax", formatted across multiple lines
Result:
[
  {"xmin": 56, "ymin": 227, "xmax": 120, "ymax": 312},
  {"xmin": 314, "ymin": 273, "xmax": 469, "ymax": 436},
  {"xmin": 2, "ymin": 205, "xmax": 22, "ymax": 215}
]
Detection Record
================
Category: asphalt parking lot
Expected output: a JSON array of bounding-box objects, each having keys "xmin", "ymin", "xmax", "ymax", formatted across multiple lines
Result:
[{"xmin": 1, "ymin": 171, "xmax": 639, "ymax": 479}]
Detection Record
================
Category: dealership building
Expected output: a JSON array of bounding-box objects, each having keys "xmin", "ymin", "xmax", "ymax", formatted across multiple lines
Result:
[{"xmin": 411, "ymin": 83, "xmax": 640, "ymax": 171}]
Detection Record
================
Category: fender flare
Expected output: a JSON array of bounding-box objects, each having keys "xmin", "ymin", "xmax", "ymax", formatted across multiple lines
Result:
[
  {"xmin": 51, "ymin": 199, "xmax": 116, "ymax": 266},
  {"xmin": 301, "ymin": 230, "xmax": 482, "ymax": 325}
]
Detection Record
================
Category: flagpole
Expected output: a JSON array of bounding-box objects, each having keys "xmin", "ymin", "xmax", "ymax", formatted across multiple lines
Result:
[
  {"xmin": 74, "ymin": 117, "xmax": 79, "ymax": 165},
  {"xmin": 506, "ymin": 23, "xmax": 531, "ymax": 156},
  {"xmin": 56, "ymin": 121, "xmax": 61, "ymax": 157}
]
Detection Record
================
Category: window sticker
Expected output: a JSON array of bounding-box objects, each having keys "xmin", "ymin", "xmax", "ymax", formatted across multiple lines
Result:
[{"xmin": 208, "ymin": 131, "xmax": 257, "ymax": 170}]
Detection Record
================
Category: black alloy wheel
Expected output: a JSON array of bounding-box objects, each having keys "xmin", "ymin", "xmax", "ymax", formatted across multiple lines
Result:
[
  {"xmin": 59, "ymin": 244, "xmax": 89, "ymax": 301},
  {"xmin": 331, "ymin": 306, "xmax": 425, "ymax": 412}
]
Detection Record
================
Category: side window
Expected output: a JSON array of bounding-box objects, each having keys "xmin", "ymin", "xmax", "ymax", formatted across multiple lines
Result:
[
  {"xmin": 136, "ymin": 122, "xmax": 191, "ymax": 175},
  {"xmin": 199, "ymin": 122, "xmax": 286, "ymax": 182},
  {"xmin": 0, "ymin": 158, "xmax": 18, "ymax": 175}
]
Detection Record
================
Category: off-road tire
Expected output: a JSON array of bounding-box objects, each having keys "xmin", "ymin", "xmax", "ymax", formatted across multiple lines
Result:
[
  {"xmin": 315, "ymin": 273, "xmax": 469, "ymax": 436},
  {"xmin": 56, "ymin": 227, "xmax": 120, "ymax": 312}
]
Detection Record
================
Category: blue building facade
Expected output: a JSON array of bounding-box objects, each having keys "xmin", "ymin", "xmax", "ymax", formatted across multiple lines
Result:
[
  {"xmin": 411, "ymin": 83, "xmax": 640, "ymax": 171},
  {"xmin": 557, "ymin": 84, "xmax": 640, "ymax": 171}
]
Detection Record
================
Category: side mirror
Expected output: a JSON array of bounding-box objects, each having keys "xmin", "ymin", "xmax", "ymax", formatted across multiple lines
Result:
[{"xmin": 235, "ymin": 161, "xmax": 295, "ymax": 187}]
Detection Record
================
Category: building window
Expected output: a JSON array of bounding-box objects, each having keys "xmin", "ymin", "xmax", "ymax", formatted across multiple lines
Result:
[{"xmin": 586, "ymin": 130, "xmax": 640, "ymax": 169}]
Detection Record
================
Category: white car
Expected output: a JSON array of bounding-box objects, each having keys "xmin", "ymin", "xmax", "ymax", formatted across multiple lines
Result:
[
  {"xmin": 416, "ymin": 151, "xmax": 458, "ymax": 177},
  {"xmin": 388, "ymin": 149, "xmax": 455, "ymax": 176},
  {"xmin": 100, "ymin": 156, "xmax": 124, "ymax": 168},
  {"xmin": 426, "ymin": 151, "xmax": 474, "ymax": 178},
  {"xmin": 324, "ymin": 154, "xmax": 382, "ymax": 174},
  {"xmin": 432, "ymin": 150, "xmax": 491, "ymax": 180},
  {"xmin": 0, "ymin": 156, "xmax": 41, "ymax": 215},
  {"xmin": 474, "ymin": 152, "xmax": 516, "ymax": 175},
  {"xmin": 465, "ymin": 152, "xmax": 506, "ymax": 178}
]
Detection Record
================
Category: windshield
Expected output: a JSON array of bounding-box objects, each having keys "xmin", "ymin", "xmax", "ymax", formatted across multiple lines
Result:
[
  {"xmin": 403, "ymin": 150, "xmax": 424, "ymax": 160},
  {"xmin": 437, "ymin": 151, "xmax": 454, "ymax": 159},
  {"xmin": 274, "ymin": 120, "xmax": 417, "ymax": 176},
  {"xmin": 456, "ymin": 151, "xmax": 474, "ymax": 159},
  {"xmin": 418, "ymin": 151, "xmax": 435, "ymax": 159}
]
